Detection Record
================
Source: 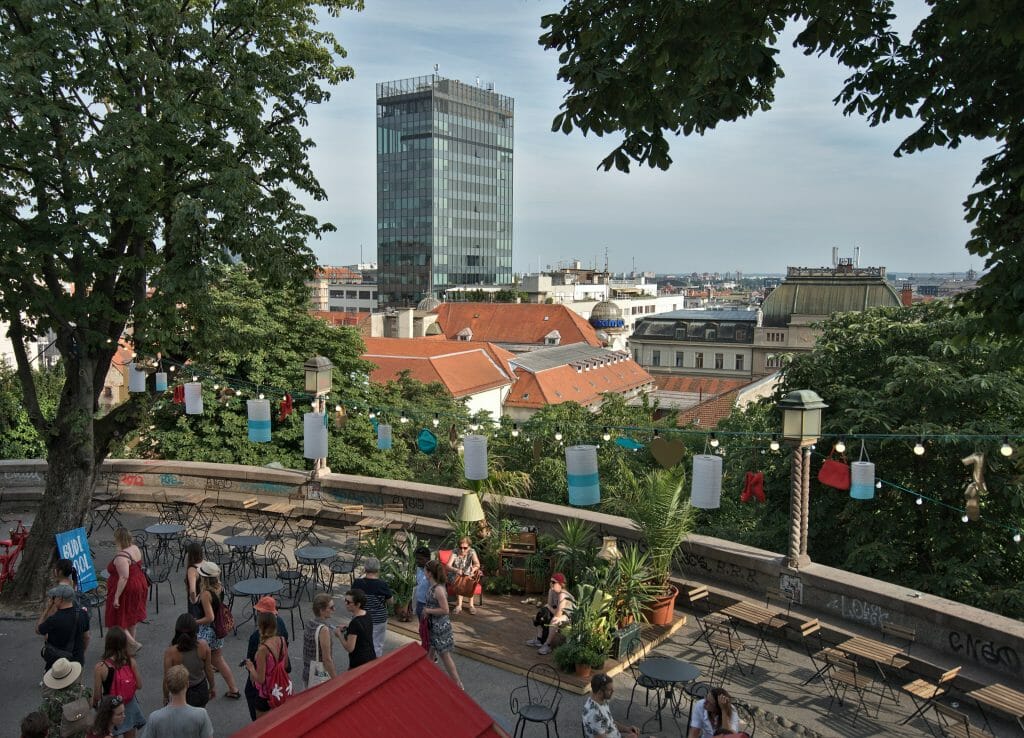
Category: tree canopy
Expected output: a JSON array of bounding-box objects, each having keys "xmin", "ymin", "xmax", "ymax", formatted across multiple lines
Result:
[{"xmin": 539, "ymin": 0, "xmax": 1024, "ymax": 332}]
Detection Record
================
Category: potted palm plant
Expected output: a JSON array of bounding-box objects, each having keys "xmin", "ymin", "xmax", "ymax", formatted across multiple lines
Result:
[
  {"xmin": 552, "ymin": 582, "xmax": 613, "ymax": 677},
  {"xmin": 551, "ymin": 518, "xmax": 598, "ymax": 586}
]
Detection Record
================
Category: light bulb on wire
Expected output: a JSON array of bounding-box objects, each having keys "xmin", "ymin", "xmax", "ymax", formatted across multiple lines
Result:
[
  {"xmin": 834, "ymin": 437, "xmax": 846, "ymax": 454},
  {"xmin": 1000, "ymin": 437, "xmax": 1013, "ymax": 457},
  {"xmin": 1014, "ymin": 531, "xmax": 1022, "ymax": 544},
  {"xmin": 769, "ymin": 435, "xmax": 780, "ymax": 452},
  {"xmin": 602, "ymin": 427, "xmax": 611, "ymax": 442},
  {"xmin": 962, "ymin": 514, "xmax": 970, "ymax": 523},
  {"xmin": 913, "ymin": 438, "xmax": 925, "ymax": 456},
  {"xmin": 432, "ymin": 414, "xmax": 440, "ymax": 428},
  {"xmin": 554, "ymin": 428, "xmax": 563, "ymax": 442},
  {"xmin": 915, "ymin": 496, "xmax": 923, "ymax": 505},
  {"xmin": 400, "ymin": 411, "xmax": 409, "ymax": 424},
  {"xmin": 709, "ymin": 433, "xmax": 719, "ymax": 448},
  {"xmin": 511, "ymin": 424, "xmax": 519, "ymax": 438}
]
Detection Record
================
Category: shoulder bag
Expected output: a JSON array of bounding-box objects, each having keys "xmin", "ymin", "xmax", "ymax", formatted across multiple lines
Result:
[{"xmin": 307, "ymin": 625, "xmax": 331, "ymax": 688}]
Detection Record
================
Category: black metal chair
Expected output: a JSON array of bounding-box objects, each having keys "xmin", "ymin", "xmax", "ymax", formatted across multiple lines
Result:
[
  {"xmin": 685, "ymin": 681, "xmax": 711, "ymax": 727},
  {"xmin": 735, "ymin": 701, "xmax": 757, "ymax": 737},
  {"xmin": 327, "ymin": 551, "xmax": 360, "ymax": 593},
  {"xmin": 203, "ymin": 540, "xmax": 234, "ymax": 582},
  {"xmin": 271, "ymin": 553, "xmax": 305, "ymax": 634},
  {"xmin": 624, "ymin": 639, "xmax": 660, "ymax": 719},
  {"xmin": 705, "ymin": 621, "xmax": 747, "ymax": 685},
  {"xmin": 80, "ymin": 582, "xmax": 107, "ymax": 636},
  {"xmin": 509, "ymin": 663, "xmax": 561, "ymax": 738}
]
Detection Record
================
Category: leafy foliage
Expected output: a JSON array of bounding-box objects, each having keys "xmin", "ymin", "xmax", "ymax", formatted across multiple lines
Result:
[{"xmin": 0, "ymin": 362, "xmax": 62, "ymax": 459}]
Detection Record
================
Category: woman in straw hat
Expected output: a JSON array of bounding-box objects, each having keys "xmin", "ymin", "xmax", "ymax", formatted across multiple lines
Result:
[
  {"xmin": 38, "ymin": 657, "xmax": 91, "ymax": 738},
  {"xmin": 194, "ymin": 560, "xmax": 240, "ymax": 699}
]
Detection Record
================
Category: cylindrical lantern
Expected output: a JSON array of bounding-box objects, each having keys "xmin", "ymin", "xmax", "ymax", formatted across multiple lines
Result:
[
  {"xmin": 463, "ymin": 434, "xmax": 488, "ymax": 480},
  {"xmin": 184, "ymin": 382, "xmax": 203, "ymax": 415},
  {"xmin": 128, "ymin": 362, "xmax": 146, "ymax": 393},
  {"xmin": 377, "ymin": 423, "xmax": 393, "ymax": 451},
  {"xmin": 850, "ymin": 461, "xmax": 876, "ymax": 500},
  {"xmin": 303, "ymin": 411, "xmax": 328, "ymax": 459},
  {"xmin": 154, "ymin": 371, "xmax": 168, "ymax": 392},
  {"xmin": 691, "ymin": 454, "xmax": 723, "ymax": 509},
  {"xmin": 566, "ymin": 444, "xmax": 600, "ymax": 505},
  {"xmin": 247, "ymin": 399, "xmax": 272, "ymax": 443}
]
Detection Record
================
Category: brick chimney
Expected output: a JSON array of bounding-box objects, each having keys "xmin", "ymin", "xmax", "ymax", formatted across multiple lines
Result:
[{"xmin": 901, "ymin": 283, "xmax": 913, "ymax": 307}]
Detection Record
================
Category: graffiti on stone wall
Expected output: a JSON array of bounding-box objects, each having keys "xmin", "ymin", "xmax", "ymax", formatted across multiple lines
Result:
[
  {"xmin": 204, "ymin": 478, "xmax": 233, "ymax": 492},
  {"xmin": 2, "ymin": 471, "xmax": 43, "ymax": 482},
  {"xmin": 240, "ymin": 481, "xmax": 294, "ymax": 496},
  {"xmin": 949, "ymin": 631, "xmax": 1021, "ymax": 673},
  {"xmin": 327, "ymin": 490, "xmax": 384, "ymax": 508},
  {"xmin": 826, "ymin": 595, "xmax": 891, "ymax": 627},
  {"xmin": 779, "ymin": 573, "xmax": 803, "ymax": 605},
  {"xmin": 119, "ymin": 474, "xmax": 144, "ymax": 486},
  {"xmin": 394, "ymin": 496, "xmax": 423, "ymax": 511},
  {"xmin": 159, "ymin": 474, "xmax": 183, "ymax": 487},
  {"xmin": 676, "ymin": 550, "xmax": 759, "ymax": 585}
]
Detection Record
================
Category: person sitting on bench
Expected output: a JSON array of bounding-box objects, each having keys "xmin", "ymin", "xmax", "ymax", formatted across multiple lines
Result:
[{"xmin": 525, "ymin": 572, "xmax": 574, "ymax": 655}]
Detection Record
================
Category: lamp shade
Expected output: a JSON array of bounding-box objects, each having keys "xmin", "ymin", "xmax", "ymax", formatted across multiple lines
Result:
[
  {"xmin": 691, "ymin": 454, "xmax": 723, "ymax": 509},
  {"xmin": 850, "ymin": 460, "xmax": 876, "ymax": 500},
  {"xmin": 596, "ymin": 536, "xmax": 622, "ymax": 563},
  {"xmin": 778, "ymin": 389, "xmax": 828, "ymax": 442},
  {"xmin": 184, "ymin": 382, "xmax": 203, "ymax": 415},
  {"xmin": 456, "ymin": 491, "xmax": 485, "ymax": 522},
  {"xmin": 304, "ymin": 355, "xmax": 334, "ymax": 394},
  {"xmin": 247, "ymin": 399, "xmax": 272, "ymax": 443},
  {"xmin": 377, "ymin": 423, "xmax": 393, "ymax": 450},
  {"xmin": 128, "ymin": 362, "xmax": 147, "ymax": 393},
  {"xmin": 463, "ymin": 434, "xmax": 488, "ymax": 480},
  {"xmin": 303, "ymin": 411, "xmax": 328, "ymax": 459},
  {"xmin": 565, "ymin": 444, "xmax": 600, "ymax": 506},
  {"xmin": 154, "ymin": 371, "xmax": 168, "ymax": 392}
]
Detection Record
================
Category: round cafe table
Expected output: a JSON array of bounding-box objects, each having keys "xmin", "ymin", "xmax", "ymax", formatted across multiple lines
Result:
[
  {"xmin": 295, "ymin": 545, "xmax": 336, "ymax": 599},
  {"xmin": 231, "ymin": 577, "xmax": 285, "ymax": 632},
  {"xmin": 144, "ymin": 523, "xmax": 185, "ymax": 566},
  {"xmin": 224, "ymin": 535, "xmax": 265, "ymax": 581},
  {"xmin": 638, "ymin": 657, "xmax": 701, "ymax": 732}
]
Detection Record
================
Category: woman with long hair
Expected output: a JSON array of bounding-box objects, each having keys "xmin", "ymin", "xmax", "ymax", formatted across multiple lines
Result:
[
  {"xmin": 444, "ymin": 536, "xmax": 481, "ymax": 615},
  {"xmin": 304, "ymin": 593, "xmax": 337, "ymax": 686},
  {"xmin": 422, "ymin": 559, "xmax": 463, "ymax": 689},
  {"xmin": 91, "ymin": 627, "xmax": 145, "ymax": 738},
  {"xmin": 162, "ymin": 613, "xmax": 216, "ymax": 707},
  {"xmin": 183, "ymin": 542, "xmax": 205, "ymax": 618},
  {"xmin": 687, "ymin": 686, "xmax": 739, "ymax": 738},
  {"xmin": 104, "ymin": 528, "xmax": 147, "ymax": 652},
  {"xmin": 86, "ymin": 695, "xmax": 126, "ymax": 738},
  {"xmin": 243, "ymin": 612, "xmax": 288, "ymax": 718},
  {"xmin": 194, "ymin": 561, "xmax": 240, "ymax": 699}
]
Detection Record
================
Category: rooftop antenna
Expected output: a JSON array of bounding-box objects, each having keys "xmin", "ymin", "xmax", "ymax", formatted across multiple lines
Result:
[
  {"xmin": 433, "ymin": 63, "xmax": 439, "ymax": 75},
  {"xmin": 604, "ymin": 246, "xmax": 609, "ymax": 273}
]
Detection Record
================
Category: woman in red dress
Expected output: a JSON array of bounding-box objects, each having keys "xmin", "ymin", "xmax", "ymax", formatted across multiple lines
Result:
[{"xmin": 104, "ymin": 528, "xmax": 148, "ymax": 651}]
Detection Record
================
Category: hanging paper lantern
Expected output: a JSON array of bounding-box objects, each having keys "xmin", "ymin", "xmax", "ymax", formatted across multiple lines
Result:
[
  {"xmin": 463, "ymin": 434, "xmax": 488, "ymax": 480},
  {"xmin": 691, "ymin": 454, "xmax": 723, "ymax": 509},
  {"xmin": 377, "ymin": 423, "xmax": 393, "ymax": 451},
  {"xmin": 615, "ymin": 436, "xmax": 644, "ymax": 451},
  {"xmin": 184, "ymin": 382, "xmax": 203, "ymax": 415},
  {"xmin": 566, "ymin": 444, "xmax": 600, "ymax": 506},
  {"xmin": 303, "ymin": 411, "xmax": 328, "ymax": 459},
  {"xmin": 128, "ymin": 362, "xmax": 147, "ymax": 393},
  {"xmin": 247, "ymin": 399, "xmax": 272, "ymax": 443},
  {"xmin": 850, "ymin": 460, "xmax": 876, "ymax": 500},
  {"xmin": 154, "ymin": 372, "xmax": 168, "ymax": 392},
  {"xmin": 417, "ymin": 428, "xmax": 437, "ymax": 454}
]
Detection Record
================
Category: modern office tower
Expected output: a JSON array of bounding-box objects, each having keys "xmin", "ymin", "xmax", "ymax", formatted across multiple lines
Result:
[{"xmin": 376, "ymin": 75, "xmax": 514, "ymax": 307}]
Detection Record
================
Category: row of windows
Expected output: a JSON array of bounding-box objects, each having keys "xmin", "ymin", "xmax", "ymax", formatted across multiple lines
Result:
[
  {"xmin": 765, "ymin": 332, "xmax": 786, "ymax": 342},
  {"xmin": 329, "ymin": 290, "xmax": 377, "ymax": 300},
  {"xmin": 643, "ymin": 350, "xmax": 746, "ymax": 371}
]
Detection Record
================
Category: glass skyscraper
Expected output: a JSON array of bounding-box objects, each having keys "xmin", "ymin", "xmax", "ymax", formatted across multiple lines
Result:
[{"xmin": 376, "ymin": 75, "xmax": 513, "ymax": 307}]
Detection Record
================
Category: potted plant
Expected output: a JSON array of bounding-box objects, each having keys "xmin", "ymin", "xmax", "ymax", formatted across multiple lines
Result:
[
  {"xmin": 603, "ymin": 543, "xmax": 660, "ymax": 628},
  {"xmin": 387, "ymin": 531, "xmax": 423, "ymax": 622},
  {"xmin": 551, "ymin": 518, "xmax": 598, "ymax": 587},
  {"xmin": 552, "ymin": 582, "xmax": 613, "ymax": 676}
]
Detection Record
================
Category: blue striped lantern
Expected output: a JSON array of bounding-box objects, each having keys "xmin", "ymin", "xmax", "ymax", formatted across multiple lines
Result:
[
  {"xmin": 247, "ymin": 399, "xmax": 272, "ymax": 443},
  {"xmin": 850, "ymin": 460, "xmax": 876, "ymax": 500},
  {"xmin": 154, "ymin": 371, "xmax": 168, "ymax": 392},
  {"xmin": 377, "ymin": 423, "xmax": 393, "ymax": 451},
  {"xmin": 566, "ymin": 444, "xmax": 600, "ymax": 506}
]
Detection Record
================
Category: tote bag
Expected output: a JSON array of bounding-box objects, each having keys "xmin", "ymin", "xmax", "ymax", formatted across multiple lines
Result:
[{"xmin": 308, "ymin": 625, "xmax": 331, "ymax": 688}]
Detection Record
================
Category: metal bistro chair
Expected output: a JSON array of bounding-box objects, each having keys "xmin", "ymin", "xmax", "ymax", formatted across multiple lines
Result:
[
  {"xmin": 933, "ymin": 702, "xmax": 995, "ymax": 738},
  {"xmin": 509, "ymin": 663, "xmax": 561, "ymax": 738},
  {"xmin": 705, "ymin": 620, "xmax": 748, "ymax": 685},
  {"xmin": 734, "ymin": 701, "xmax": 757, "ymax": 738},
  {"xmin": 138, "ymin": 532, "xmax": 175, "ymax": 614},
  {"xmin": 685, "ymin": 681, "xmax": 712, "ymax": 728},
  {"xmin": 624, "ymin": 639, "xmax": 660, "ymax": 719},
  {"xmin": 798, "ymin": 619, "xmax": 844, "ymax": 693},
  {"xmin": 80, "ymin": 581, "xmax": 107, "ymax": 636},
  {"xmin": 271, "ymin": 552, "xmax": 305, "ymax": 634},
  {"xmin": 899, "ymin": 666, "xmax": 962, "ymax": 733}
]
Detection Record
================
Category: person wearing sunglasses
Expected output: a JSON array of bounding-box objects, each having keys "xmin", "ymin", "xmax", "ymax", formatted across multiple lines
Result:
[
  {"xmin": 582, "ymin": 673, "xmax": 639, "ymax": 738},
  {"xmin": 526, "ymin": 573, "xmax": 574, "ymax": 655},
  {"xmin": 444, "ymin": 537, "xmax": 481, "ymax": 615},
  {"xmin": 336, "ymin": 589, "xmax": 376, "ymax": 670}
]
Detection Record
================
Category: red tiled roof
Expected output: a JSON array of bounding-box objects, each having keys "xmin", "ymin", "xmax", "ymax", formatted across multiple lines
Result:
[
  {"xmin": 433, "ymin": 303, "xmax": 602, "ymax": 347},
  {"xmin": 314, "ymin": 266, "xmax": 362, "ymax": 283},
  {"xmin": 654, "ymin": 375, "xmax": 748, "ymax": 396},
  {"xmin": 309, "ymin": 311, "xmax": 372, "ymax": 328},
  {"xmin": 363, "ymin": 337, "xmax": 514, "ymax": 398},
  {"xmin": 506, "ymin": 358, "xmax": 654, "ymax": 409},
  {"xmin": 230, "ymin": 644, "xmax": 507, "ymax": 738},
  {"xmin": 676, "ymin": 388, "xmax": 739, "ymax": 427}
]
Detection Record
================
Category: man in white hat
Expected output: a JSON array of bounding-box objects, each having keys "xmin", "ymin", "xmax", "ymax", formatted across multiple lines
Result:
[{"xmin": 38, "ymin": 657, "xmax": 92, "ymax": 738}]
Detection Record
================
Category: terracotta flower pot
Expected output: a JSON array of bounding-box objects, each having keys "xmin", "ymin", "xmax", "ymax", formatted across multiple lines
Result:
[
  {"xmin": 575, "ymin": 663, "xmax": 593, "ymax": 680},
  {"xmin": 644, "ymin": 584, "xmax": 679, "ymax": 626}
]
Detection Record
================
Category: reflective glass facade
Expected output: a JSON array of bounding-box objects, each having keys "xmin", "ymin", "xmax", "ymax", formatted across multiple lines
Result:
[{"xmin": 377, "ymin": 75, "xmax": 513, "ymax": 307}]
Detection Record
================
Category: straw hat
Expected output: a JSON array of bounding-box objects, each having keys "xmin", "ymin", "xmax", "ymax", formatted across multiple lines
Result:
[
  {"xmin": 43, "ymin": 658, "xmax": 82, "ymax": 689},
  {"xmin": 197, "ymin": 561, "xmax": 221, "ymax": 578}
]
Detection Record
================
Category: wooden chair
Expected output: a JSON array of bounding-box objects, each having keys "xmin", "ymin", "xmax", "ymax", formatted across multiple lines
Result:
[
  {"xmin": 881, "ymin": 621, "xmax": 916, "ymax": 653},
  {"xmin": 705, "ymin": 620, "xmax": 747, "ymax": 685},
  {"xmin": 687, "ymin": 585, "xmax": 726, "ymax": 646},
  {"xmin": 899, "ymin": 666, "xmax": 962, "ymax": 731},
  {"xmin": 824, "ymin": 653, "xmax": 885, "ymax": 725},
  {"xmin": 798, "ymin": 619, "xmax": 844, "ymax": 691},
  {"xmin": 933, "ymin": 702, "xmax": 995, "ymax": 738}
]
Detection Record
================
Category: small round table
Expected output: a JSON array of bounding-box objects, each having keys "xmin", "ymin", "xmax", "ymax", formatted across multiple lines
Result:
[
  {"xmin": 295, "ymin": 545, "xmax": 336, "ymax": 599},
  {"xmin": 224, "ymin": 535, "xmax": 266, "ymax": 581},
  {"xmin": 144, "ymin": 523, "xmax": 185, "ymax": 565},
  {"xmin": 231, "ymin": 577, "xmax": 285, "ymax": 632},
  {"xmin": 639, "ymin": 658, "xmax": 701, "ymax": 732}
]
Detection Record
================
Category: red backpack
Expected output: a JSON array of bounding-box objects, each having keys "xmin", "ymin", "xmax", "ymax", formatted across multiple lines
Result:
[
  {"xmin": 258, "ymin": 640, "xmax": 292, "ymax": 708},
  {"xmin": 104, "ymin": 659, "xmax": 137, "ymax": 702}
]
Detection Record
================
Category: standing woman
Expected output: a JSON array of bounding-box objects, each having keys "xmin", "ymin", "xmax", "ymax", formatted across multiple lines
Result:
[
  {"xmin": 336, "ymin": 589, "xmax": 375, "ymax": 671},
  {"xmin": 91, "ymin": 627, "xmax": 145, "ymax": 738},
  {"xmin": 243, "ymin": 612, "xmax": 288, "ymax": 718},
  {"xmin": 444, "ymin": 536, "xmax": 481, "ymax": 615},
  {"xmin": 162, "ymin": 613, "xmax": 216, "ymax": 707},
  {"xmin": 194, "ymin": 561, "xmax": 240, "ymax": 699},
  {"xmin": 183, "ymin": 542, "xmax": 205, "ymax": 618},
  {"xmin": 303, "ymin": 593, "xmax": 337, "ymax": 686},
  {"xmin": 423, "ymin": 560, "xmax": 463, "ymax": 689},
  {"xmin": 87, "ymin": 695, "xmax": 127, "ymax": 738},
  {"xmin": 104, "ymin": 528, "xmax": 148, "ymax": 652}
]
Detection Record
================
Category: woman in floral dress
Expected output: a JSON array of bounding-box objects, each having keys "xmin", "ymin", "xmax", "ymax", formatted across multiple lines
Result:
[{"xmin": 423, "ymin": 560, "xmax": 462, "ymax": 689}]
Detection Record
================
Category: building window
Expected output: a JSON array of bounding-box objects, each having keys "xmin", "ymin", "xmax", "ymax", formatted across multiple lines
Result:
[
  {"xmin": 652, "ymin": 350, "xmax": 661, "ymax": 367},
  {"xmin": 766, "ymin": 354, "xmax": 782, "ymax": 369},
  {"xmin": 633, "ymin": 350, "xmax": 640, "ymax": 362},
  {"xmin": 714, "ymin": 353, "xmax": 724, "ymax": 369},
  {"xmin": 675, "ymin": 351, "xmax": 684, "ymax": 368},
  {"xmin": 695, "ymin": 352, "xmax": 704, "ymax": 369},
  {"xmin": 735, "ymin": 354, "xmax": 744, "ymax": 371}
]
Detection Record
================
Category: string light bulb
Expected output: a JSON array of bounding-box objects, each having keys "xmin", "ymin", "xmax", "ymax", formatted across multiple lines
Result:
[
  {"xmin": 1000, "ymin": 437, "xmax": 1013, "ymax": 457},
  {"xmin": 511, "ymin": 424, "xmax": 519, "ymax": 438},
  {"xmin": 432, "ymin": 413, "xmax": 440, "ymax": 428},
  {"xmin": 709, "ymin": 433, "xmax": 719, "ymax": 448},
  {"xmin": 962, "ymin": 514, "xmax": 970, "ymax": 523},
  {"xmin": 913, "ymin": 438, "xmax": 925, "ymax": 456},
  {"xmin": 192, "ymin": 375, "xmax": 198, "ymax": 382},
  {"xmin": 875, "ymin": 481, "xmax": 882, "ymax": 489},
  {"xmin": 915, "ymin": 496, "xmax": 924, "ymax": 505},
  {"xmin": 602, "ymin": 427, "xmax": 611, "ymax": 442},
  {"xmin": 769, "ymin": 435, "xmax": 780, "ymax": 452},
  {"xmin": 834, "ymin": 437, "xmax": 846, "ymax": 454},
  {"xmin": 368, "ymin": 410, "xmax": 376, "ymax": 419},
  {"xmin": 400, "ymin": 411, "xmax": 409, "ymax": 424},
  {"xmin": 554, "ymin": 428, "xmax": 563, "ymax": 442},
  {"xmin": 1014, "ymin": 531, "xmax": 1022, "ymax": 544},
  {"xmin": 212, "ymin": 384, "xmax": 219, "ymax": 391}
]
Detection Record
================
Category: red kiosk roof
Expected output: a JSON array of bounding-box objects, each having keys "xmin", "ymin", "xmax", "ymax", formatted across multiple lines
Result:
[{"xmin": 229, "ymin": 644, "xmax": 508, "ymax": 738}]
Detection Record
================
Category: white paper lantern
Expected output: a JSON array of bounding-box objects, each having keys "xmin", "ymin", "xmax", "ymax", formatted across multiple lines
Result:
[
  {"xmin": 566, "ymin": 444, "xmax": 600, "ymax": 506},
  {"xmin": 184, "ymin": 382, "xmax": 203, "ymax": 415},
  {"xmin": 377, "ymin": 423, "xmax": 393, "ymax": 450},
  {"xmin": 247, "ymin": 399, "xmax": 272, "ymax": 443},
  {"xmin": 691, "ymin": 454, "xmax": 723, "ymax": 509},
  {"xmin": 154, "ymin": 372, "xmax": 168, "ymax": 392},
  {"xmin": 850, "ymin": 461, "xmax": 876, "ymax": 500},
  {"xmin": 303, "ymin": 411, "xmax": 328, "ymax": 459},
  {"xmin": 463, "ymin": 434, "xmax": 488, "ymax": 480},
  {"xmin": 128, "ymin": 362, "xmax": 147, "ymax": 393}
]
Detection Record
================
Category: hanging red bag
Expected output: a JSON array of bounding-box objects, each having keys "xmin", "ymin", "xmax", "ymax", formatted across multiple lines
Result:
[
  {"xmin": 740, "ymin": 471, "xmax": 766, "ymax": 503},
  {"xmin": 818, "ymin": 453, "xmax": 851, "ymax": 490}
]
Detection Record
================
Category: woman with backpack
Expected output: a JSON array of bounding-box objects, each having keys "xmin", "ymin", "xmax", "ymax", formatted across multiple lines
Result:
[
  {"xmin": 162, "ymin": 614, "xmax": 216, "ymax": 707},
  {"xmin": 194, "ymin": 561, "xmax": 240, "ymax": 699},
  {"xmin": 91, "ymin": 627, "xmax": 145, "ymax": 738},
  {"xmin": 243, "ymin": 612, "xmax": 290, "ymax": 717}
]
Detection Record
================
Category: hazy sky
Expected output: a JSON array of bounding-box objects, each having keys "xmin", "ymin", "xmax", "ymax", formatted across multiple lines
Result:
[{"xmin": 303, "ymin": 1, "xmax": 991, "ymax": 275}]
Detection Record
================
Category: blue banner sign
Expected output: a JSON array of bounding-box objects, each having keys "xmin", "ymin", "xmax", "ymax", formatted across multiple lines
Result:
[{"xmin": 55, "ymin": 527, "xmax": 99, "ymax": 592}]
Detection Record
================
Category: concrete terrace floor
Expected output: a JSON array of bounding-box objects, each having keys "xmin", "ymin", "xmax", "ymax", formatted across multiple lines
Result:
[{"xmin": 0, "ymin": 506, "xmax": 1018, "ymax": 738}]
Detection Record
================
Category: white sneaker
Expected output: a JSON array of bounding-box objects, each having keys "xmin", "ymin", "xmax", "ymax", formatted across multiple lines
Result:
[
  {"xmin": 537, "ymin": 644, "xmax": 551, "ymax": 655},
  {"xmin": 525, "ymin": 638, "xmax": 541, "ymax": 647}
]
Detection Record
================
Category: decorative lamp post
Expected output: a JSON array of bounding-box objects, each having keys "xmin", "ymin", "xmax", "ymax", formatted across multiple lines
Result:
[
  {"xmin": 304, "ymin": 355, "xmax": 334, "ymax": 477},
  {"xmin": 778, "ymin": 389, "xmax": 828, "ymax": 569}
]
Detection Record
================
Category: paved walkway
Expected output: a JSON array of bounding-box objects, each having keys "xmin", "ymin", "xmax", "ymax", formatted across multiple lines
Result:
[{"xmin": 0, "ymin": 507, "xmax": 1016, "ymax": 737}]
